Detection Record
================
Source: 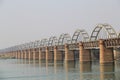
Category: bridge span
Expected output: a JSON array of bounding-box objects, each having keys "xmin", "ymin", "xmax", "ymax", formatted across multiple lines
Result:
[{"xmin": 0, "ymin": 23, "xmax": 120, "ymax": 64}]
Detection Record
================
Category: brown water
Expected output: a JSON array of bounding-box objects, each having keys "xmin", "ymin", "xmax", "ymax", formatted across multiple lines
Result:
[{"xmin": 0, "ymin": 59, "xmax": 120, "ymax": 80}]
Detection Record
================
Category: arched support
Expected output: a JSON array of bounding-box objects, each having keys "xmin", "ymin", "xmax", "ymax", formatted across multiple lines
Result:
[
  {"xmin": 40, "ymin": 39, "xmax": 48, "ymax": 47},
  {"xmin": 58, "ymin": 33, "xmax": 71, "ymax": 45},
  {"xmin": 48, "ymin": 36, "xmax": 58, "ymax": 46},
  {"xmin": 90, "ymin": 24, "xmax": 117, "ymax": 41},
  {"xmin": 72, "ymin": 29, "xmax": 89, "ymax": 43}
]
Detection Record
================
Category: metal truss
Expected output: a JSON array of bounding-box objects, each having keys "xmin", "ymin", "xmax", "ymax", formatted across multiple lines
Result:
[
  {"xmin": 90, "ymin": 24, "xmax": 117, "ymax": 41},
  {"xmin": 48, "ymin": 36, "xmax": 58, "ymax": 46},
  {"xmin": 40, "ymin": 39, "xmax": 48, "ymax": 47},
  {"xmin": 71, "ymin": 29, "xmax": 89, "ymax": 43},
  {"xmin": 58, "ymin": 33, "xmax": 71, "ymax": 45}
]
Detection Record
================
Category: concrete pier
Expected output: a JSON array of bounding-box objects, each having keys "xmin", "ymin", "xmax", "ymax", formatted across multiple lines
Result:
[
  {"xmin": 46, "ymin": 47, "xmax": 54, "ymax": 60},
  {"xmin": 79, "ymin": 42, "xmax": 91, "ymax": 62},
  {"xmin": 54, "ymin": 46, "xmax": 63, "ymax": 61},
  {"xmin": 99, "ymin": 39, "xmax": 114, "ymax": 63},
  {"xmin": 64, "ymin": 44, "xmax": 74, "ymax": 61}
]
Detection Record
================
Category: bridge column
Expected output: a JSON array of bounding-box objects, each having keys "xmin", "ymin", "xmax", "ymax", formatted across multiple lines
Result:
[
  {"xmin": 21, "ymin": 50, "xmax": 24, "ymax": 59},
  {"xmin": 35, "ymin": 48, "xmax": 39, "ymax": 60},
  {"xmin": 33, "ymin": 48, "xmax": 39, "ymax": 60},
  {"xmin": 113, "ymin": 48, "xmax": 120, "ymax": 60},
  {"xmin": 12, "ymin": 52, "xmax": 15, "ymax": 58},
  {"xmin": 9, "ymin": 52, "xmax": 12, "ymax": 58},
  {"xmin": 99, "ymin": 39, "xmax": 114, "ymax": 63},
  {"xmin": 33, "ymin": 48, "xmax": 36, "ymax": 60},
  {"xmin": 24, "ymin": 50, "xmax": 27, "ymax": 59},
  {"xmin": 54, "ymin": 46, "xmax": 63, "ymax": 61},
  {"xmin": 79, "ymin": 42, "xmax": 91, "ymax": 62},
  {"xmin": 23, "ymin": 50, "xmax": 25, "ymax": 59},
  {"xmin": 39, "ymin": 48, "xmax": 42, "ymax": 60},
  {"xmin": 14, "ymin": 52, "xmax": 16, "ymax": 58},
  {"xmin": 18, "ymin": 51, "xmax": 21, "ymax": 59},
  {"xmin": 28, "ymin": 49, "xmax": 33, "ymax": 60},
  {"xmin": 41, "ymin": 50, "xmax": 46, "ymax": 60},
  {"xmin": 64, "ymin": 44, "xmax": 74, "ymax": 61},
  {"xmin": 15, "ymin": 51, "xmax": 18, "ymax": 59},
  {"xmin": 16, "ymin": 50, "xmax": 19, "ymax": 59},
  {"xmin": 46, "ymin": 47, "xmax": 53, "ymax": 60},
  {"xmin": 26, "ymin": 50, "xmax": 29, "ymax": 59}
]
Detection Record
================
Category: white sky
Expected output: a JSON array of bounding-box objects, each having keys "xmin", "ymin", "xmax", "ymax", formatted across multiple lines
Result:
[{"xmin": 0, "ymin": 0, "xmax": 120, "ymax": 48}]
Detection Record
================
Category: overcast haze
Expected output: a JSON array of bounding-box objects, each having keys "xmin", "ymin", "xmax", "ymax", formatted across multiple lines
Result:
[{"xmin": 0, "ymin": 0, "xmax": 120, "ymax": 48}]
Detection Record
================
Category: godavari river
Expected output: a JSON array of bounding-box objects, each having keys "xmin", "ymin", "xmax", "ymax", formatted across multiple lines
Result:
[{"xmin": 0, "ymin": 59, "xmax": 120, "ymax": 80}]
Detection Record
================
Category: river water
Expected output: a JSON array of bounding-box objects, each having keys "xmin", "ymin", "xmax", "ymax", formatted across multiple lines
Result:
[{"xmin": 0, "ymin": 59, "xmax": 120, "ymax": 80}]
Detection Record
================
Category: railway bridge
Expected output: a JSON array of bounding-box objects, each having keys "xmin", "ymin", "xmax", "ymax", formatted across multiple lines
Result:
[{"xmin": 1, "ymin": 24, "xmax": 120, "ymax": 64}]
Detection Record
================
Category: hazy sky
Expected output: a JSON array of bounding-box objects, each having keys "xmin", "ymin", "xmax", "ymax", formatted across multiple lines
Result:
[{"xmin": 0, "ymin": 0, "xmax": 120, "ymax": 48}]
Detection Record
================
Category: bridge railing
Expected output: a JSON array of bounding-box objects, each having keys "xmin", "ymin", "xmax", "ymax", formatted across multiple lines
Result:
[
  {"xmin": 41, "ymin": 47, "xmax": 46, "ymax": 52},
  {"xmin": 68, "ymin": 43, "xmax": 79, "ymax": 50},
  {"xmin": 104, "ymin": 38, "xmax": 120, "ymax": 48},
  {"xmin": 48, "ymin": 46, "xmax": 54, "ymax": 52},
  {"xmin": 83, "ymin": 41, "xmax": 99, "ymax": 49},
  {"xmin": 57, "ymin": 45, "xmax": 64, "ymax": 51}
]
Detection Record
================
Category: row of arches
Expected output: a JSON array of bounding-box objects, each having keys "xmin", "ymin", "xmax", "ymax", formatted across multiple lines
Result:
[{"xmin": 2, "ymin": 23, "xmax": 119, "ymax": 52}]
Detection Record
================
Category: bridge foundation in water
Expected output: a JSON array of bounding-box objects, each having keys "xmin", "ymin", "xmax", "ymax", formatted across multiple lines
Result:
[
  {"xmin": 28, "ymin": 49, "xmax": 33, "ymax": 60},
  {"xmin": 99, "ymin": 39, "xmax": 114, "ymax": 63},
  {"xmin": 79, "ymin": 42, "xmax": 91, "ymax": 62},
  {"xmin": 113, "ymin": 48, "xmax": 120, "ymax": 60},
  {"xmin": 64, "ymin": 44, "xmax": 74, "ymax": 61},
  {"xmin": 46, "ymin": 47, "xmax": 54, "ymax": 60},
  {"xmin": 18, "ymin": 51, "xmax": 21, "ymax": 59},
  {"xmin": 25, "ymin": 50, "xmax": 29, "ymax": 59},
  {"xmin": 54, "ymin": 46, "xmax": 63, "ymax": 61}
]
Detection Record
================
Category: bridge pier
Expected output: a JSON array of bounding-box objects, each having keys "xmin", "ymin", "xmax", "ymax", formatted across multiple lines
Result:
[
  {"xmin": 38, "ymin": 48, "xmax": 42, "ymax": 60},
  {"xmin": 64, "ymin": 44, "xmax": 74, "ymax": 61},
  {"xmin": 99, "ymin": 39, "xmax": 114, "ymax": 63},
  {"xmin": 28, "ymin": 49, "xmax": 33, "ymax": 60},
  {"xmin": 33, "ymin": 48, "xmax": 39, "ymax": 60},
  {"xmin": 23, "ymin": 51, "xmax": 25, "ymax": 59},
  {"xmin": 23, "ymin": 50, "xmax": 27, "ymax": 59},
  {"xmin": 21, "ymin": 51, "xmax": 24, "ymax": 59},
  {"xmin": 15, "ymin": 51, "xmax": 17, "ymax": 59},
  {"xmin": 46, "ymin": 47, "xmax": 54, "ymax": 60},
  {"xmin": 54, "ymin": 46, "xmax": 63, "ymax": 61},
  {"xmin": 18, "ymin": 51, "xmax": 21, "ymax": 59},
  {"xmin": 41, "ymin": 52, "xmax": 46, "ymax": 60},
  {"xmin": 25, "ymin": 50, "xmax": 29, "ymax": 59},
  {"xmin": 22, "ymin": 50, "xmax": 25, "ymax": 59},
  {"xmin": 36, "ymin": 48, "xmax": 40, "ymax": 60},
  {"xmin": 11, "ymin": 52, "xmax": 14, "ymax": 58},
  {"xmin": 79, "ymin": 42, "xmax": 91, "ymax": 62},
  {"xmin": 33, "ymin": 48, "xmax": 36, "ymax": 60},
  {"xmin": 113, "ymin": 48, "xmax": 120, "ymax": 60}
]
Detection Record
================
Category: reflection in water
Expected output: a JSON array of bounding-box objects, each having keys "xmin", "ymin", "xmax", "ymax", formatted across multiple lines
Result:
[
  {"xmin": 80, "ymin": 62, "xmax": 92, "ymax": 80},
  {"xmin": 54, "ymin": 60, "xmax": 63, "ymax": 74},
  {"xmin": 0, "ymin": 59, "xmax": 120, "ymax": 80},
  {"xmin": 64, "ymin": 60, "xmax": 76, "ymax": 72},
  {"xmin": 80, "ymin": 62, "xmax": 92, "ymax": 73},
  {"xmin": 100, "ymin": 63, "xmax": 115, "ymax": 80},
  {"xmin": 64, "ymin": 61, "xmax": 76, "ymax": 80}
]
